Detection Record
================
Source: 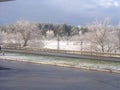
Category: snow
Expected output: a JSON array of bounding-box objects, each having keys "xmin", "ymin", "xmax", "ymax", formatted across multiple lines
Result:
[
  {"xmin": 0, "ymin": 52, "xmax": 120, "ymax": 73},
  {"xmin": 44, "ymin": 40, "xmax": 89, "ymax": 50}
]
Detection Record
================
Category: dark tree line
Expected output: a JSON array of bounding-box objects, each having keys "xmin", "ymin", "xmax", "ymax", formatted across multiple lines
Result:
[
  {"xmin": 37, "ymin": 23, "xmax": 87, "ymax": 37},
  {"xmin": 0, "ymin": 22, "xmax": 88, "ymax": 37}
]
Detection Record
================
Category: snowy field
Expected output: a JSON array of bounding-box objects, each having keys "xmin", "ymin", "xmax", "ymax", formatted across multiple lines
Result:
[{"xmin": 43, "ymin": 40, "xmax": 90, "ymax": 51}]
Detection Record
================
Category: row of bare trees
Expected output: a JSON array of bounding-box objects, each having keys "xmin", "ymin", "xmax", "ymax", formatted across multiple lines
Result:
[
  {"xmin": 0, "ymin": 20, "xmax": 80, "ymax": 48},
  {"xmin": 0, "ymin": 19, "xmax": 120, "ymax": 53}
]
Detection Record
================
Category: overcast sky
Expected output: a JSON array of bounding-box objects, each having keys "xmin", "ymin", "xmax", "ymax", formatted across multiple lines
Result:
[{"xmin": 0, "ymin": 0, "xmax": 120, "ymax": 25}]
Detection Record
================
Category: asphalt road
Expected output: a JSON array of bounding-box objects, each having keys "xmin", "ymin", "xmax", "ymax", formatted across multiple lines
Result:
[{"xmin": 0, "ymin": 60, "xmax": 120, "ymax": 90}]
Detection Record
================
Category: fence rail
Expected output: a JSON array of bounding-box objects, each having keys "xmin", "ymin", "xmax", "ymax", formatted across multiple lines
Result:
[{"xmin": 3, "ymin": 46, "xmax": 120, "ymax": 58}]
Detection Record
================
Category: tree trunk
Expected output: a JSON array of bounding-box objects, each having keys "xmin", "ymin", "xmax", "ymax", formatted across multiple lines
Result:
[
  {"xmin": 23, "ymin": 39, "xmax": 28, "ymax": 47},
  {"xmin": 101, "ymin": 45, "xmax": 104, "ymax": 53}
]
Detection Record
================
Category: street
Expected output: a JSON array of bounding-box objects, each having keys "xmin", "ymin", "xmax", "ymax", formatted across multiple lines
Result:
[{"xmin": 0, "ymin": 60, "xmax": 120, "ymax": 90}]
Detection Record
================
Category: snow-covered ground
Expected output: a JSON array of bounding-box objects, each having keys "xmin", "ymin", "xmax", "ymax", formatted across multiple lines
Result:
[
  {"xmin": 44, "ymin": 40, "xmax": 90, "ymax": 51},
  {"xmin": 0, "ymin": 52, "xmax": 120, "ymax": 73},
  {"xmin": 2, "ymin": 38, "xmax": 90, "ymax": 51}
]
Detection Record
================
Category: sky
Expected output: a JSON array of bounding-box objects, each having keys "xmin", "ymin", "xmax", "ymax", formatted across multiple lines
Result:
[{"xmin": 0, "ymin": 0, "xmax": 120, "ymax": 25}]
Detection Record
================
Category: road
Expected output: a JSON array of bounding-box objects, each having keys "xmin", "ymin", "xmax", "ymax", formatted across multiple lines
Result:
[{"xmin": 0, "ymin": 60, "xmax": 120, "ymax": 90}]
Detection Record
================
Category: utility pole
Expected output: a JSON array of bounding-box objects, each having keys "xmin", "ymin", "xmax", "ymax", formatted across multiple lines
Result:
[
  {"xmin": 80, "ymin": 40, "xmax": 83, "ymax": 54},
  {"xmin": 57, "ymin": 32, "xmax": 60, "ymax": 50}
]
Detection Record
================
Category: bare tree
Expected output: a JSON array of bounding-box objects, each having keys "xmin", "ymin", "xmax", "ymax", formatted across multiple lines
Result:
[
  {"xmin": 0, "ymin": 26, "xmax": 7, "ymax": 44},
  {"xmin": 117, "ymin": 23, "xmax": 120, "ymax": 52},
  {"xmin": 63, "ymin": 35, "xmax": 71, "ymax": 45},
  {"xmin": 79, "ymin": 33, "xmax": 85, "ymax": 51},
  {"xmin": 15, "ymin": 20, "xmax": 40, "ymax": 47},
  {"xmin": 53, "ymin": 24, "xmax": 64, "ymax": 50},
  {"xmin": 88, "ymin": 18, "xmax": 114, "ymax": 53}
]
